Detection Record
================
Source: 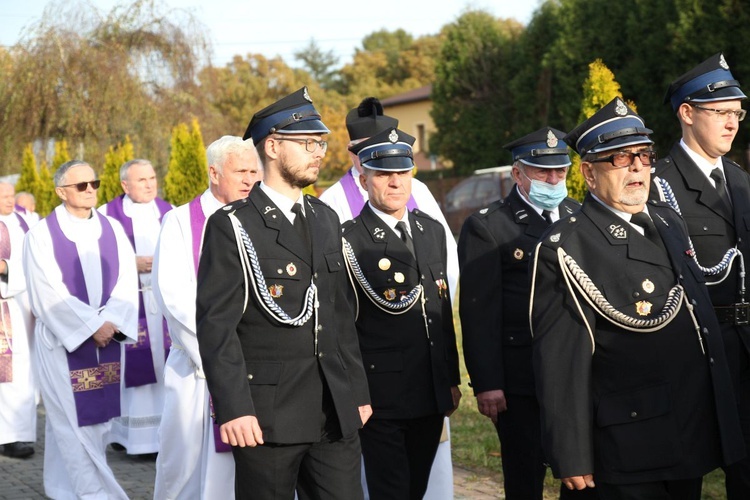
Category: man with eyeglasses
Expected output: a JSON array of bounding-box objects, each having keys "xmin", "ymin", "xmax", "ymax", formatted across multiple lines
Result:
[
  {"xmin": 23, "ymin": 160, "xmax": 139, "ymax": 499},
  {"xmin": 99, "ymin": 159, "xmax": 173, "ymax": 458},
  {"xmin": 651, "ymin": 53, "xmax": 750, "ymax": 499},
  {"xmin": 458, "ymin": 127, "xmax": 583, "ymax": 500},
  {"xmin": 531, "ymin": 97, "xmax": 744, "ymax": 499},
  {"xmin": 196, "ymin": 87, "xmax": 371, "ymax": 499}
]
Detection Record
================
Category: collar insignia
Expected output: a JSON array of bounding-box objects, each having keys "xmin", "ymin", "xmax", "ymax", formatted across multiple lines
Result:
[
  {"xmin": 415, "ymin": 220, "xmax": 423, "ymax": 232},
  {"xmin": 264, "ymin": 206, "xmax": 276, "ymax": 215},
  {"xmin": 609, "ymin": 224, "xmax": 627, "ymax": 239},
  {"xmin": 373, "ymin": 227, "xmax": 386, "ymax": 240},
  {"xmin": 479, "ymin": 208, "xmax": 488, "ymax": 214}
]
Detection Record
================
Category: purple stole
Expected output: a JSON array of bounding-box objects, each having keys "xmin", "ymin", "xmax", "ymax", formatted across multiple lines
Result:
[
  {"xmin": 340, "ymin": 168, "xmax": 417, "ymax": 217},
  {"xmin": 106, "ymin": 195, "xmax": 172, "ymax": 387},
  {"xmin": 188, "ymin": 195, "xmax": 231, "ymax": 453},
  {"xmin": 14, "ymin": 213, "xmax": 29, "ymax": 234},
  {"xmin": 47, "ymin": 209, "xmax": 121, "ymax": 427}
]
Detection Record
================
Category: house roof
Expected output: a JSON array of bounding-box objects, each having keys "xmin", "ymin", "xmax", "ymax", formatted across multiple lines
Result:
[{"xmin": 381, "ymin": 85, "xmax": 432, "ymax": 106}]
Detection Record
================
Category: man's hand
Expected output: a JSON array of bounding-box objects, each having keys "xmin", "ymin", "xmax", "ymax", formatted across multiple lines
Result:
[
  {"xmin": 562, "ymin": 475, "xmax": 595, "ymax": 490},
  {"xmin": 220, "ymin": 415, "xmax": 264, "ymax": 447},
  {"xmin": 446, "ymin": 386, "xmax": 462, "ymax": 416},
  {"xmin": 476, "ymin": 389, "xmax": 507, "ymax": 423},
  {"xmin": 92, "ymin": 321, "xmax": 118, "ymax": 348},
  {"xmin": 136, "ymin": 255, "xmax": 153, "ymax": 274},
  {"xmin": 358, "ymin": 405, "xmax": 373, "ymax": 426}
]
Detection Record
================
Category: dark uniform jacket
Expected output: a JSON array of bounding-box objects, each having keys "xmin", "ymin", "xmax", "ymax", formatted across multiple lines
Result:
[
  {"xmin": 458, "ymin": 185, "xmax": 579, "ymax": 396},
  {"xmin": 196, "ymin": 186, "xmax": 371, "ymax": 444},
  {"xmin": 530, "ymin": 195, "xmax": 744, "ymax": 484},
  {"xmin": 652, "ymin": 143, "xmax": 750, "ymax": 360},
  {"xmin": 342, "ymin": 203, "xmax": 460, "ymax": 420}
]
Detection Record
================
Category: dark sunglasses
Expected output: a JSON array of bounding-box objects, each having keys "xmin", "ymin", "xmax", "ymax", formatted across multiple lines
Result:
[{"xmin": 60, "ymin": 180, "xmax": 101, "ymax": 192}]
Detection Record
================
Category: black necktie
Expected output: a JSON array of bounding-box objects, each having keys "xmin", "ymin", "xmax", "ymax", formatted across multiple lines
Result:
[
  {"xmin": 542, "ymin": 210, "xmax": 554, "ymax": 225},
  {"xmin": 396, "ymin": 221, "xmax": 415, "ymax": 258},
  {"xmin": 630, "ymin": 212, "xmax": 664, "ymax": 249},
  {"xmin": 710, "ymin": 167, "xmax": 733, "ymax": 210},
  {"xmin": 291, "ymin": 203, "xmax": 311, "ymax": 250}
]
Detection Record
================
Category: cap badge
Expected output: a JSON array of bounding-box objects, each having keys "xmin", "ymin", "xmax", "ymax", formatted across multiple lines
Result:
[
  {"xmin": 546, "ymin": 130, "xmax": 558, "ymax": 148},
  {"xmin": 615, "ymin": 98, "xmax": 628, "ymax": 116},
  {"xmin": 550, "ymin": 233, "xmax": 560, "ymax": 243},
  {"xmin": 642, "ymin": 279, "xmax": 655, "ymax": 294},
  {"xmin": 609, "ymin": 224, "xmax": 627, "ymax": 239},
  {"xmin": 388, "ymin": 129, "xmax": 399, "ymax": 143},
  {"xmin": 513, "ymin": 248, "xmax": 524, "ymax": 260},
  {"xmin": 268, "ymin": 284, "xmax": 284, "ymax": 298},
  {"xmin": 720, "ymin": 54, "xmax": 729, "ymax": 70},
  {"xmin": 394, "ymin": 272, "xmax": 405, "ymax": 284},
  {"xmin": 303, "ymin": 87, "xmax": 312, "ymax": 102},
  {"xmin": 378, "ymin": 258, "xmax": 391, "ymax": 271},
  {"xmin": 384, "ymin": 288, "xmax": 396, "ymax": 301},
  {"xmin": 415, "ymin": 220, "xmax": 423, "ymax": 232},
  {"xmin": 286, "ymin": 263, "xmax": 297, "ymax": 276},
  {"xmin": 635, "ymin": 300, "xmax": 653, "ymax": 316}
]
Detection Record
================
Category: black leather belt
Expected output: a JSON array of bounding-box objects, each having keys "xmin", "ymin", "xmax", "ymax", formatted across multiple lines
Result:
[{"xmin": 714, "ymin": 304, "xmax": 750, "ymax": 326}]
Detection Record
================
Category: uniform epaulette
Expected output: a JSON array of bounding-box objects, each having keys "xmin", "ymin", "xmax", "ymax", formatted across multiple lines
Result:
[
  {"xmin": 341, "ymin": 218, "xmax": 357, "ymax": 235},
  {"xmin": 541, "ymin": 214, "xmax": 580, "ymax": 248},
  {"xmin": 221, "ymin": 198, "xmax": 248, "ymax": 212},
  {"xmin": 411, "ymin": 208, "xmax": 437, "ymax": 222}
]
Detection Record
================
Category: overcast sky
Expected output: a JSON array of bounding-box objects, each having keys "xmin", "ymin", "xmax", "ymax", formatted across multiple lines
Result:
[{"xmin": 0, "ymin": 0, "xmax": 540, "ymax": 67}]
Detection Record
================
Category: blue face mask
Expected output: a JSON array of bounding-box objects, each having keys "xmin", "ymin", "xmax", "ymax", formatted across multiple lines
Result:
[{"xmin": 521, "ymin": 170, "xmax": 568, "ymax": 211}]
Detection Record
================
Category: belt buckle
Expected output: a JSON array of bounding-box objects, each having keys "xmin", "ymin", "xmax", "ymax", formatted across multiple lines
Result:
[{"xmin": 734, "ymin": 303, "xmax": 750, "ymax": 326}]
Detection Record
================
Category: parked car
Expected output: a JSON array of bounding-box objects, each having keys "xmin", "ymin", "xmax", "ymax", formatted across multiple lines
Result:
[{"xmin": 443, "ymin": 166, "xmax": 514, "ymax": 236}]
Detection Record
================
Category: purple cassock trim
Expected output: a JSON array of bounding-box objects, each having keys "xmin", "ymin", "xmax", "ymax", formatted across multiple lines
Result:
[
  {"xmin": 46, "ymin": 209, "xmax": 121, "ymax": 427},
  {"xmin": 188, "ymin": 195, "xmax": 230, "ymax": 452},
  {"xmin": 340, "ymin": 168, "xmax": 417, "ymax": 218},
  {"xmin": 14, "ymin": 213, "xmax": 29, "ymax": 233},
  {"xmin": 105, "ymin": 195, "xmax": 173, "ymax": 386}
]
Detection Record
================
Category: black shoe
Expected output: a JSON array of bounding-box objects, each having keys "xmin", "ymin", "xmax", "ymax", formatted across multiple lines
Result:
[{"xmin": 3, "ymin": 442, "xmax": 34, "ymax": 459}]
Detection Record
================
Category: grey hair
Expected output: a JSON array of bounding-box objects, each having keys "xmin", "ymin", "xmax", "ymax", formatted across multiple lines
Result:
[
  {"xmin": 15, "ymin": 191, "xmax": 35, "ymax": 202},
  {"xmin": 207, "ymin": 136, "xmax": 263, "ymax": 176},
  {"xmin": 54, "ymin": 160, "xmax": 91, "ymax": 187},
  {"xmin": 120, "ymin": 159, "xmax": 153, "ymax": 181}
]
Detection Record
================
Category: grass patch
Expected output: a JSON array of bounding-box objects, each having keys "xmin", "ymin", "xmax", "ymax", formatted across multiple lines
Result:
[{"xmin": 450, "ymin": 302, "xmax": 727, "ymax": 498}]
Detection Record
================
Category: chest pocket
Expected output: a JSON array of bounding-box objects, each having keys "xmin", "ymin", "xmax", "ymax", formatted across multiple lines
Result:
[
  {"xmin": 685, "ymin": 216, "xmax": 728, "ymax": 236},
  {"xmin": 324, "ymin": 252, "xmax": 344, "ymax": 273},
  {"xmin": 259, "ymin": 258, "xmax": 303, "ymax": 281},
  {"xmin": 600, "ymin": 272, "xmax": 670, "ymax": 311}
]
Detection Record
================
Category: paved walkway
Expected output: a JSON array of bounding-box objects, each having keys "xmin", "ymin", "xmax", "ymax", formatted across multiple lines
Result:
[{"xmin": 0, "ymin": 405, "xmax": 504, "ymax": 499}]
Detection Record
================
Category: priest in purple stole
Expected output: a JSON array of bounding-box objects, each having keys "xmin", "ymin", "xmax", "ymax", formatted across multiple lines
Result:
[
  {"xmin": 153, "ymin": 136, "xmax": 262, "ymax": 500},
  {"xmin": 319, "ymin": 97, "xmax": 458, "ymax": 500},
  {"xmin": 24, "ymin": 160, "xmax": 138, "ymax": 500},
  {"xmin": 100, "ymin": 159, "xmax": 173, "ymax": 456}
]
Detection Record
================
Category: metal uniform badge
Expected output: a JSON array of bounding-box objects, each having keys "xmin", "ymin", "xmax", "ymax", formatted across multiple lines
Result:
[
  {"xmin": 513, "ymin": 248, "xmax": 524, "ymax": 260},
  {"xmin": 388, "ymin": 129, "xmax": 398, "ymax": 143},
  {"xmin": 479, "ymin": 208, "xmax": 488, "ymax": 214},
  {"xmin": 286, "ymin": 263, "xmax": 297, "ymax": 276},
  {"xmin": 268, "ymin": 284, "xmax": 284, "ymax": 298},
  {"xmin": 609, "ymin": 224, "xmax": 627, "ymax": 239},
  {"xmin": 546, "ymin": 129, "xmax": 558, "ymax": 148},
  {"xmin": 373, "ymin": 227, "xmax": 386, "ymax": 240},
  {"xmin": 379, "ymin": 258, "xmax": 391, "ymax": 271},
  {"xmin": 642, "ymin": 279, "xmax": 655, "ymax": 294},
  {"xmin": 615, "ymin": 98, "xmax": 628, "ymax": 116},
  {"xmin": 384, "ymin": 288, "xmax": 396, "ymax": 301},
  {"xmin": 550, "ymin": 233, "xmax": 560, "ymax": 243},
  {"xmin": 635, "ymin": 300, "xmax": 652, "ymax": 316},
  {"xmin": 394, "ymin": 272, "xmax": 405, "ymax": 284},
  {"xmin": 415, "ymin": 220, "xmax": 423, "ymax": 232}
]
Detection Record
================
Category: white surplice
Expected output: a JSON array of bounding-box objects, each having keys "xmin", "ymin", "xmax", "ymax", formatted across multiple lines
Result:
[
  {"xmin": 0, "ymin": 212, "xmax": 37, "ymax": 446},
  {"xmin": 320, "ymin": 167, "xmax": 456, "ymax": 500},
  {"xmin": 100, "ymin": 195, "xmax": 172, "ymax": 454},
  {"xmin": 24, "ymin": 205, "xmax": 138, "ymax": 500},
  {"xmin": 152, "ymin": 189, "xmax": 235, "ymax": 500}
]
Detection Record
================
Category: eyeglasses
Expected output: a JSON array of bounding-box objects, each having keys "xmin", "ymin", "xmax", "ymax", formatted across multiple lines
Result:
[
  {"xmin": 690, "ymin": 103, "xmax": 746, "ymax": 122},
  {"xmin": 589, "ymin": 150, "xmax": 657, "ymax": 169},
  {"xmin": 274, "ymin": 137, "xmax": 328, "ymax": 153},
  {"xmin": 59, "ymin": 180, "xmax": 101, "ymax": 191}
]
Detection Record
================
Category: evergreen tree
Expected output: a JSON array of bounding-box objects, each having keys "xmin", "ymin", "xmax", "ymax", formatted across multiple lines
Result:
[
  {"xmin": 567, "ymin": 60, "xmax": 629, "ymax": 202},
  {"xmin": 51, "ymin": 140, "xmax": 71, "ymax": 170},
  {"xmin": 15, "ymin": 144, "xmax": 40, "ymax": 194},
  {"xmin": 164, "ymin": 119, "xmax": 206, "ymax": 206},
  {"xmin": 98, "ymin": 136, "xmax": 135, "ymax": 205},
  {"xmin": 36, "ymin": 162, "xmax": 56, "ymax": 216}
]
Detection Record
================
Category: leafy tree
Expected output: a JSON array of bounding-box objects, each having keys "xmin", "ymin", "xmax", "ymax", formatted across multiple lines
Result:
[
  {"xmin": 163, "ymin": 119, "xmax": 206, "ymax": 205},
  {"xmin": 15, "ymin": 144, "xmax": 40, "ymax": 194},
  {"xmin": 294, "ymin": 39, "xmax": 340, "ymax": 90},
  {"xmin": 98, "ymin": 136, "xmax": 135, "ymax": 204}
]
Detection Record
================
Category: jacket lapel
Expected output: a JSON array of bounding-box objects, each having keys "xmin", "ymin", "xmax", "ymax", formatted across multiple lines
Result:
[
  {"xmin": 249, "ymin": 188, "xmax": 312, "ymax": 265},
  {"xmin": 670, "ymin": 144, "xmax": 733, "ymax": 223},
  {"xmin": 507, "ymin": 187, "xmax": 548, "ymax": 239},
  {"xmin": 360, "ymin": 204, "xmax": 416, "ymax": 269}
]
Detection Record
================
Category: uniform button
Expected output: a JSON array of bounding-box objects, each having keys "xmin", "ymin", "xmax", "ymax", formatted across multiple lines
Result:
[
  {"xmin": 277, "ymin": 269, "xmax": 283, "ymax": 274},
  {"xmin": 633, "ymin": 292, "xmax": 640, "ymax": 298},
  {"xmin": 691, "ymin": 299, "xmax": 697, "ymax": 305},
  {"xmin": 703, "ymin": 226, "xmax": 708, "ymax": 231},
  {"xmin": 247, "ymin": 374, "xmax": 254, "ymax": 380},
  {"xmin": 314, "ymin": 272, "xmax": 318, "ymax": 279},
  {"xmin": 369, "ymin": 364, "xmax": 375, "ymax": 370},
  {"xmin": 318, "ymin": 325, "xmax": 323, "ymax": 332},
  {"xmin": 509, "ymin": 336, "xmax": 514, "ymax": 341},
  {"xmin": 430, "ymin": 341, "xmax": 434, "ymax": 346},
  {"xmin": 425, "ymin": 297, "xmax": 429, "ymax": 302},
  {"xmin": 703, "ymin": 327, "xmax": 709, "ymax": 334},
  {"xmin": 428, "ymin": 319, "xmax": 433, "ymax": 324},
  {"xmin": 679, "ymin": 274, "xmax": 684, "ymax": 280},
  {"xmin": 318, "ymin": 352, "xmax": 325, "ymax": 358},
  {"xmin": 421, "ymin": 275, "xmax": 425, "ymax": 280},
  {"xmin": 630, "ymin": 411, "xmax": 637, "ymax": 418},
  {"xmin": 710, "ymin": 358, "xmax": 715, "ymax": 365}
]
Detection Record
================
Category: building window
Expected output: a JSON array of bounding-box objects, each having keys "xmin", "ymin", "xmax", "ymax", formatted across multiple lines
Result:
[{"xmin": 416, "ymin": 124, "xmax": 426, "ymax": 153}]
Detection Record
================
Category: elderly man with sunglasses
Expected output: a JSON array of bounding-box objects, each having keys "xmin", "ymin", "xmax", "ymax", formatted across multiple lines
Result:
[
  {"xmin": 650, "ymin": 53, "xmax": 750, "ymax": 499},
  {"xmin": 23, "ymin": 160, "xmax": 139, "ymax": 500},
  {"xmin": 530, "ymin": 98, "xmax": 744, "ymax": 499}
]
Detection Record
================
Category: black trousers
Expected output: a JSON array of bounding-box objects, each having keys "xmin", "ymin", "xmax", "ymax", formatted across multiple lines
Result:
[
  {"xmin": 359, "ymin": 414, "xmax": 444, "ymax": 500},
  {"xmin": 721, "ymin": 325, "xmax": 750, "ymax": 500},
  {"xmin": 596, "ymin": 477, "xmax": 702, "ymax": 500}
]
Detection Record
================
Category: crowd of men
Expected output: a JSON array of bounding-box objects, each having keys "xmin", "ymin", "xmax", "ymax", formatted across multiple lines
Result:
[{"xmin": 1, "ymin": 51, "xmax": 749, "ymax": 500}]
